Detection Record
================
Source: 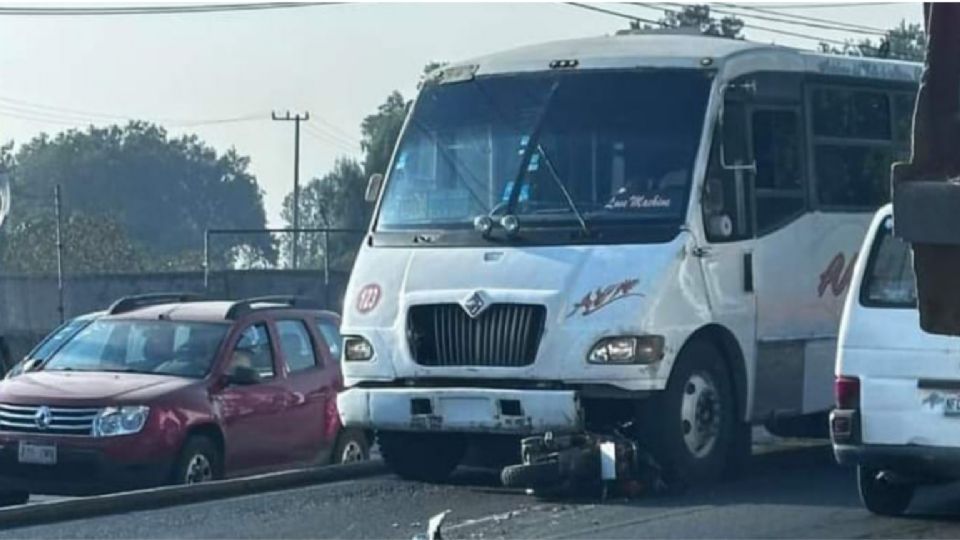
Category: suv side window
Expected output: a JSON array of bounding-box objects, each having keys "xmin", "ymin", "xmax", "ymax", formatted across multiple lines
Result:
[
  {"xmin": 232, "ymin": 323, "xmax": 275, "ymax": 380},
  {"xmin": 276, "ymin": 320, "xmax": 319, "ymax": 373},
  {"xmin": 314, "ymin": 318, "xmax": 342, "ymax": 361}
]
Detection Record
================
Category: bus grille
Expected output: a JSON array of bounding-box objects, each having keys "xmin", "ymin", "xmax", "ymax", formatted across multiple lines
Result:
[
  {"xmin": 0, "ymin": 404, "xmax": 99, "ymax": 436},
  {"xmin": 407, "ymin": 303, "xmax": 545, "ymax": 367}
]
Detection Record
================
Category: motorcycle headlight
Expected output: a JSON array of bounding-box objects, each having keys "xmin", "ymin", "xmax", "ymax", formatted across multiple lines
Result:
[
  {"xmin": 588, "ymin": 336, "xmax": 665, "ymax": 364},
  {"xmin": 92, "ymin": 406, "xmax": 150, "ymax": 437}
]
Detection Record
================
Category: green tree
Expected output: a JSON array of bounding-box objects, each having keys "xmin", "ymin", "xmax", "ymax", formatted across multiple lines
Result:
[
  {"xmin": 281, "ymin": 158, "xmax": 367, "ymax": 271},
  {"xmin": 360, "ymin": 91, "xmax": 409, "ymax": 178},
  {"xmin": 819, "ymin": 20, "xmax": 926, "ymax": 62},
  {"xmin": 1, "ymin": 213, "xmax": 148, "ymax": 274},
  {"xmin": 5, "ymin": 121, "xmax": 274, "ymax": 273},
  {"xmin": 622, "ymin": 4, "xmax": 744, "ymax": 39},
  {"xmin": 360, "ymin": 62, "xmax": 445, "ymax": 177}
]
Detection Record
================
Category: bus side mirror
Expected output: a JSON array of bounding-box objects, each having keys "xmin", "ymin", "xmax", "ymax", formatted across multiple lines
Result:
[{"xmin": 365, "ymin": 173, "xmax": 384, "ymax": 203}]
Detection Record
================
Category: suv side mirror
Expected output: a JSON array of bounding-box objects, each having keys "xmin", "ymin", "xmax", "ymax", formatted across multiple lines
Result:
[
  {"xmin": 227, "ymin": 365, "xmax": 260, "ymax": 386},
  {"xmin": 365, "ymin": 173, "xmax": 384, "ymax": 203}
]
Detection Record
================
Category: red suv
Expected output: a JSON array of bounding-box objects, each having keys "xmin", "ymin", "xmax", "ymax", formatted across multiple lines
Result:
[{"xmin": 0, "ymin": 294, "xmax": 368, "ymax": 502}]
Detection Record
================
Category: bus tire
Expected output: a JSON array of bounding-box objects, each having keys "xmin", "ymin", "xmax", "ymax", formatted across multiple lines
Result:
[
  {"xmin": 641, "ymin": 339, "xmax": 735, "ymax": 488},
  {"xmin": 378, "ymin": 431, "xmax": 465, "ymax": 482}
]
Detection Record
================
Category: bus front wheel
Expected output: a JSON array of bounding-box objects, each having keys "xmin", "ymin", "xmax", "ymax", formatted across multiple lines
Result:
[{"xmin": 640, "ymin": 339, "xmax": 735, "ymax": 489}]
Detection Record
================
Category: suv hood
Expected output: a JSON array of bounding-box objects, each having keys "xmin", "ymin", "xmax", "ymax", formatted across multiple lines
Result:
[{"xmin": 0, "ymin": 371, "xmax": 198, "ymax": 405}]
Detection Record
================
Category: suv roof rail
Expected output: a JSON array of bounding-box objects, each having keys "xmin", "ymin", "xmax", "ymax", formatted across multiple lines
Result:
[
  {"xmin": 224, "ymin": 295, "xmax": 324, "ymax": 320},
  {"xmin": 108, "ymin": 293, "xmax": 204, "ymax": 315}
]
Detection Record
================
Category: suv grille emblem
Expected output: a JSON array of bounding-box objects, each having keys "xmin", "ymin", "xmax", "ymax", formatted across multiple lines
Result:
[
  {"xmin": 34, "ymin": 406, "xmax": 52, "ymax": 430},
  {"xmin": 461, "ymin": 291, "xmax": 489, "ymax": 318}
]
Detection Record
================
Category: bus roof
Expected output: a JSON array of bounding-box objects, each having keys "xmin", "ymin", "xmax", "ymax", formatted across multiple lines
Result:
[{"xmin": 455, "ymin": 33, "xmax": 921, "ymax": 83}]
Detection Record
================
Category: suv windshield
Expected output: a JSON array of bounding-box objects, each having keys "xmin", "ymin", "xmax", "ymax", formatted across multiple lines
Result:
[
  {"xmin": 44, "ymin": 320, "xmax": 229, "ymax": 378},
  {"xmin": 376, "ymin": 69, "xmax": 711, "ymax": 232}
]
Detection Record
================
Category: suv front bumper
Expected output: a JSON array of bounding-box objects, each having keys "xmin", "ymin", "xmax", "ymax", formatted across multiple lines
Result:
[{"xmin": 338, "ymin": 387, "xmax": 582, "ymax": 434}]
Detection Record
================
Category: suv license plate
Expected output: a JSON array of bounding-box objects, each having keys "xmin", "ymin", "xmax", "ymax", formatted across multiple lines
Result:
[{"xmin": 18, "ymin": 442, "xmax": 57, "ymax": 465}]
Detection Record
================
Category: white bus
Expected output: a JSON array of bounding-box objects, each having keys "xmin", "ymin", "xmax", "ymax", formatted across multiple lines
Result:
[{"xmin": 337, "ymin": 32, "xmax": 921, "ymax": 485}]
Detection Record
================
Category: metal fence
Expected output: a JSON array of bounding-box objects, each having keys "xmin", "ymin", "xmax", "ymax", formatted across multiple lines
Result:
[{"xmin": 202, "ymin": 227, "xmax": 367, "ymax": 288}]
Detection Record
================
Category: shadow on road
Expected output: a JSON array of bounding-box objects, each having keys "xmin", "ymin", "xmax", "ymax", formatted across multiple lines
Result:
[{"xmin": 444, "ymin": 443, "xmax": 865, "ymax": 511}]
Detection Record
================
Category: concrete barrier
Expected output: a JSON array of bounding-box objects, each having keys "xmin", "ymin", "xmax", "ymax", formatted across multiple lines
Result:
[{"xmin": 0, "ymin": 460, "xmax": 387, "ymax": 530}]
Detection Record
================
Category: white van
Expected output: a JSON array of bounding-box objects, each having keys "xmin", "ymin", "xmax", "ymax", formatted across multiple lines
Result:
[
  {"xmin": 832, "ymin": 204, "xmax": 960, "ymax": 516},
  {"xmin": 339, "ymin": 32, "xmax": 920, "ymax": 485}
]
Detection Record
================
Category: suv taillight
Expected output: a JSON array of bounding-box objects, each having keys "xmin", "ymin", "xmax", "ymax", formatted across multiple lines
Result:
[{"xmin": 835, "ymin": 376, "xmax": 860, "ymax": 409}]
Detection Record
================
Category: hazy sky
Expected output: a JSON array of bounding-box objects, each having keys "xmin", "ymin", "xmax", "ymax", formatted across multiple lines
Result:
[{"xmin": 0, "ymin": 2, "xmax": 923, "ymax": 226}]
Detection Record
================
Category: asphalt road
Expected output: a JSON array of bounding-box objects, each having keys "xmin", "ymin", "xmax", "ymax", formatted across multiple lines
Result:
[{"xmin": 6, "ymin": 440, "xmax": 960, "ymax": 539}]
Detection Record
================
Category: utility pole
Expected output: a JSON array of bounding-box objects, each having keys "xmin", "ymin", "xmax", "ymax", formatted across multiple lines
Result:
[
  {"xmin": 54, "ymin": 185, "xmax": 64, "ymax": 324},
  {"xmin": 272, "ymin": 110, "xmax": 310, "ymax": 270}
]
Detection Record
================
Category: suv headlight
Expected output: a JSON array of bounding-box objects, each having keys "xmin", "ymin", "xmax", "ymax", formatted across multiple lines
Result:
[
  {"xmin": 343, "ymin": 336, "xmax": 374, "ymax": 361},
  {"xmin": 588, "ymin": 336, "xmax": 665, "ymax": 364},
  {"xmin": 92, "ymin": 406, "xmax": 150, "ymax": 437}
]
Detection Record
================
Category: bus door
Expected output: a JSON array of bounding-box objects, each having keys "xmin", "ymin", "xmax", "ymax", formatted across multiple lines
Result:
[{"xmin": 746, "ymin": 104, "xmax": 823, "ymax": 419}]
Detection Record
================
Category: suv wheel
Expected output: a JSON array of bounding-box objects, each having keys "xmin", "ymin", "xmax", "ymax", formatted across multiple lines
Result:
[
  {"xmin": 332, "ymin": 429, "xmax": 370, "ymax": 464},
  {"xmin": 858, "ymin": 466, "xmax": 914, "ymax": 516},
  {"xmin": 379, "ymin": 431, "xmax": 465, "ymax": 482},
  {"xmin": 173, "ymin": 435, "xmax": 222, "ymax": 485}
]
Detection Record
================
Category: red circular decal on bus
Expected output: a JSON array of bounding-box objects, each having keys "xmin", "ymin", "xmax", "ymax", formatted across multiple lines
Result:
[{"xmin": 356, "ymin": 284, "xmax": 382, "ymax": 314}]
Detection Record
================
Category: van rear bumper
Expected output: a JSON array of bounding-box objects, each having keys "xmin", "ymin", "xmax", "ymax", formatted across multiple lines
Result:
[
  {"xmin": 338, "ymin": 387, "xmax": 582, "ymax": 435},
  {"xmin": 835, "ymin": 443, "xmax": 960, "ymax": 480}
]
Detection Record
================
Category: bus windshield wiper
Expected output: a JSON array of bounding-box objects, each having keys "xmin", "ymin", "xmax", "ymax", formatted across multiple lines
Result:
[
  {"xmin": 500, "ymin": 79, "xmax": 561, "ymax": 218},
  {"xmin": 534, "ymin": 143, "xmax": 591, "ymax": 238}
]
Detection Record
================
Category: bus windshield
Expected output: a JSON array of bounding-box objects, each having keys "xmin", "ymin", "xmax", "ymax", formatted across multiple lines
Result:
[{"xmin": 376, "ymin": 69, "xmax": 711, "ymax": 232}]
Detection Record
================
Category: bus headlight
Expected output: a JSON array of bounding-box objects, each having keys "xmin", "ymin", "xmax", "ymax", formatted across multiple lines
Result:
[
  {"xmin": 588, "ymin": 336, "xmax": 664, "ymax": 364},
  {"xmin": 344, "ymin": 337, "xmax": 375, "ymax": 361}
]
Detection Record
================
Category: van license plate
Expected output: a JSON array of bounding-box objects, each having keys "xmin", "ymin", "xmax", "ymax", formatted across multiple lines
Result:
[
  {"xmin": 944, "ymin": 397, "xmax": 960, "ymax": 416},
  {"xmin": 17, "ymin": 442, "xmax": 56, "ymax": 465}
]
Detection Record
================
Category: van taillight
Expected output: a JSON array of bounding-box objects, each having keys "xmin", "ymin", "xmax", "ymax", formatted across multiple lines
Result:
[{"xmin": 835, "ymin": 376, "xmax": 860, "ymax": 409}]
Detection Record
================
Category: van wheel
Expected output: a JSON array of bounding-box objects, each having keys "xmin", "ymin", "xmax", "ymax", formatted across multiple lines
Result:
[
  {"xmin": 172, "ymin": 435, "xmax": 222, "ymax": 485},
  {"xmin": 640, "ymin": 340, "xmax": 734, "ymax": 488},
  {"xmin": 858, "ymin": 466, "xmax": 914, "ymax": 516},
  {"xmin": 332, "ymin": 429, "xmax": 370, "ymax": 464},
  {"xmin": 379, "ymin": 431, "xmax": 465, "ymax": 482}
]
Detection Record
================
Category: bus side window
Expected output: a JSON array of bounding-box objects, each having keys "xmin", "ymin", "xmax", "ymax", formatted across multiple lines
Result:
[
  {"xmin": 703, "ymin": 102, "xmax": 752, "ymax": 242},
  {"xmin": 751, "ymin": 109, "xmax": 806, "ymax": 233}
]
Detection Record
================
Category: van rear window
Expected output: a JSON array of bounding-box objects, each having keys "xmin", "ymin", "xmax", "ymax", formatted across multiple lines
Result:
[{"xmin": 861, "ymin": 216, "xmax": 917, "ymax": 308}]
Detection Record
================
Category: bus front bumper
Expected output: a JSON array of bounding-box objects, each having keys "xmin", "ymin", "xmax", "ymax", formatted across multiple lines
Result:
[{"xmin": 337, "ymin": 387, "xmax": 582, "ymax": 434}]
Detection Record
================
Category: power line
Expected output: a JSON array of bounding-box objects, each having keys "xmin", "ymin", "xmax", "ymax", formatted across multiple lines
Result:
[
  {"xmin": 709, "ymin": 3, "xmax": 886, "ymax": 36},
  {"xmin": 745, "ymin": 2, "xmax": 900, "ymax": 8},
  {"xmin": 634, "ymin": 2, "xmax": 885, "ymax": 37},
  {"xmin": 313, "ymin": 116, "xmax": 358, "ymax": 144},
  {"xmin": 0, "ymin": 2, "xmax": 339, "ymax": 16},
  {"xmin": 719, "ymin": 3, "xmax": 888, "ymax": 34},
  {"xmin": 565, "ymin": 2, "xmax": 665, "ymax": 26},
  {"xmin": 0, "ymin": 94, "xmax": 269, "ymax": 128},
  {"xmin": 303, "ymin": 125, "xmax": 358, "ymax": 154},
  {"xmin": 305, "ymin": 125, "xmax": 358, "ymax": 150},
  {"xmin": 621, "ymin": 3, "xmax": 852, "ymax": 46}
]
